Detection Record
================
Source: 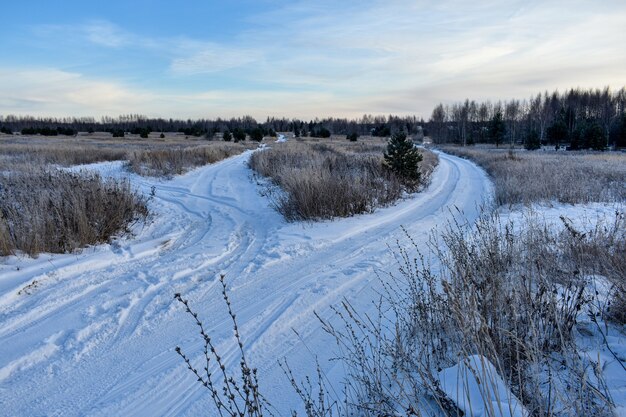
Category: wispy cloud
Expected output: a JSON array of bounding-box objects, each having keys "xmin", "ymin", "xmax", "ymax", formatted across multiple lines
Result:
[
  {"xmin": 168, "ymin": 40, "xmax": 262, "ymax": 75},
  {"xmin": 83, "ymin": 21, "xmax": 130, "ymax": 48},
  {"xmin": 33, "ymin": 20, "xmax": 263, "ymax": 75},
  {"xmin": 0, "ymin": 68, "xmax": 154, "ymax": 116},
  {"xmin": 6, "ymin": 0, "xmax": 626, "ymax": 118}
]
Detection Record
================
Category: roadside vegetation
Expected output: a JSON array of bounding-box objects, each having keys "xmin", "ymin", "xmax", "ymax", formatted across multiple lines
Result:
[
  {"xmin": 0, "ymin": 134, "xmax": 250, "ymax": 256},
  {"xmin": 0, "ymin": 169, "xmax": 148, "ymax": 256},
  {"xmin": 177, "ymin": 209, "xmax": 625, "ymax": 416},
  {"xmin": 314, "ymin": 209, "xmax": 626, "ymax": 416},
  {"xmin": 0, "ymin": 133, "xmax": 252, "ymax": 177},
  {"xmin": 127, "ymin": 144, "xmax": 248, "ymax": 177},
  {"xmin": 249, "ymin": 135, "xmax": 438, "ymax": 221},
  {"xmin": 440, "ymin": 146, "xmax": 626, "ymax": 206}
]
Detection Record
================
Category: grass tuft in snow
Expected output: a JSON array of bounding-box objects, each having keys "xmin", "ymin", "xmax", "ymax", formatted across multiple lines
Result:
[
  {"xmin": 0, "ymin": 169, "xmax": 148, "ymax": 256},
  {"xmin": 249, "ymin": 139, "xmax": 438, "ymax": 221}
]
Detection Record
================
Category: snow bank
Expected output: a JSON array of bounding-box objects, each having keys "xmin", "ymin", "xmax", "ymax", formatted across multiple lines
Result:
[{"xmin": 438, "ymin": 355, "xmax": 527, "ymax": 417}]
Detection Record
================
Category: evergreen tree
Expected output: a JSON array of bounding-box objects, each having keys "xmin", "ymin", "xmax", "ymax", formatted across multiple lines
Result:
[
  {"xmin": 372, "ymin": 125, "xmax": 391, "ymax": 137},
  {"xmin": 582, "ymin": 121, "xmax": 605, "ymax": 150},
  {"xmin": 570, "ymin": 123, "xmax": 584, "ymax": 150},
  {"xmin": 546, "ymin": 111, "xmax": 569, "ymax": 147},
  {"xmin": 384, "ymin": 132, "xmax": 422, "ymax": 183},
  {"xmin": 250, "ymin": 127, "xmax": 264, "ymax": 142},
  {"xmin": 524, "ymin": 130, "xmax": 541, "ymax": 150},
  {"xmin": 487, "ymin": 111, "xmax": 506, "ymax": 147},
  {"xmin": 618, "ymin": 113, "xmax": 626, "ymax": 148},
  {"xmin": 232, "ymin": 128, "xmax": 246, "ymax": 142}
]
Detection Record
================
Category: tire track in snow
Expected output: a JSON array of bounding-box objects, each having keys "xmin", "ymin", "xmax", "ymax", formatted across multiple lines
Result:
[
  {"xmin": 87, "ymin": 151, "xmax": 490, "ymax": 417},
  {"xmin": 0, "ymin": 150, "xmax": 492, "ymax": 416}
]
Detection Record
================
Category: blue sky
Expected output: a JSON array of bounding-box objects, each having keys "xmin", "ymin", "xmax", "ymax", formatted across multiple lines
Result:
[{"xmin": 1, "ymin": 0, "xmax": 625, "ymax": 119}]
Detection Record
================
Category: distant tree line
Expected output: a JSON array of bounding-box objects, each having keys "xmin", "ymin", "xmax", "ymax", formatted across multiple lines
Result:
[
  {"xmin": 428, "ymin": 87, "xmax": 626, "ymax": 150},
  {"xmin": 0, "ymin": 113, "xmax": 424, "ymax": 141}
]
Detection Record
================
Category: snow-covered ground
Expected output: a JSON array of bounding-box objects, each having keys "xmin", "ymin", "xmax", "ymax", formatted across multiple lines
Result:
[
  {"xmin": 0, "ymin": 150, "xmax": 490, "ymax": 415},
  {"xmin": 1, "ymin": 149, "xmax": 623, "ymax": 416}
]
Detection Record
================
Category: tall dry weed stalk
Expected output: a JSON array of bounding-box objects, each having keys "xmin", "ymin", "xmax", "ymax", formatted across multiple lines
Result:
[
  {"xmin": 300, "ymin": 210, "xmax": 624, "ymax": 416},
  {"xmin": 175, "ymin": 275, "xmax": 273, "ymax": 417}
]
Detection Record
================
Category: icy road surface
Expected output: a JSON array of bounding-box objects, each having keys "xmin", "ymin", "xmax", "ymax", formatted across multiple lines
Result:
[{"xmin": 0, "ymin": 150, "xmax": 491, "ymax": 416}]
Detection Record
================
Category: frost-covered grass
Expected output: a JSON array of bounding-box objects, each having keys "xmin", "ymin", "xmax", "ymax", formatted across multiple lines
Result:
[
  {"xmin": 303, "ymin": 208, "xmax": 626, "ymax": 416},
  {"xmin": 249, "ymin": 139, "xmax": 438, "ymax": 221},
  {"xmin": 0, "ymin": 168, "xmax": 148, "ymax": 256},
  {"xmin": 440, "ymin": 145, "xmax": 626, "ymax": 206},
  {"xmin": 0, "ymin": 135, "xmax": 251, "ymax": 256},
  {"xmin": 0, "ymin": 134, "xmax": 251, "ymax": 177},
  {"xmin": 126, "ymin": 144, "xmax": 249, "ymax": 177}
]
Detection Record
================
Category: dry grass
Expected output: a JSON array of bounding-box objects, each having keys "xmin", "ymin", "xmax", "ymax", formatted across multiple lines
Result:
[
  {"xmin": 249, "ymin": 138, "xmax": 438, "ymax": 221},
  {"xmin": 440, "ymin": 146, "xmax": 626, "ymax": 206},
  {"xmin": 0, "ymin": 134, "xmax": 251, "ymax": 256},
  {"xmin": 127, "ymin": 143, "xmax": 249, "ymax": 177},
  {"xmin": 0, "ymin": 133, "xmax": 251, "ymax": 176},
  {"xmin": 304, "ymin": 209, "xmax": 625, "ymax": 416},
  {"xmin": 0, "ymin": 135, "xmax": 250, "ymax": 256},
  {"xmin": 0, "ymin": 168, "xmax": 148, "ymax": 256},
  {"xmin": 175, "ymin": 208, "xmax": 625, "ymax": 416}
]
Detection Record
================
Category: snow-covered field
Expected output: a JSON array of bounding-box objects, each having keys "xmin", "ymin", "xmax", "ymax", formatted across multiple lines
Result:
[
  {"xmin": 1, "ymin": 149, "xmax": 622, "ymax": 416},
  {"xmin": 0, "ymin": 149, "xmax": 489, "ymax": 415}
]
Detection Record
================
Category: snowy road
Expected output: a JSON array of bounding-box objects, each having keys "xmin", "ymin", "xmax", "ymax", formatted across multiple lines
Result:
[{"xmin": 0, "ymin": 150, "xmax": 491, "ymax": 416}]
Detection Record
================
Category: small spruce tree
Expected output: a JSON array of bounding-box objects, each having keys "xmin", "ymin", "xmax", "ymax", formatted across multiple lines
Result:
[
  {"xmin": 232, "ymin": 128, "xmax": 246, "ymax": 142},
  {"xmin": 524, "ymin": 130, "xmax": 541, "ymax": 150},
  {"xmin": 488, "ymin": 111, "xmax": 506, "ymax": 147},
  {"xmin": 583, "ymin": 121, "xmax": 605, "ymax": 150},
  {"xmin": 250, "ymin": 127, "xmax": 264, "ymax": 142},
  {"xmin": 547, "ymin": 117, "xmax": 568, "ymax": 147},
  {"xmin": 384, "ymin": 132, "xmax": 422, "ymax": 184}
]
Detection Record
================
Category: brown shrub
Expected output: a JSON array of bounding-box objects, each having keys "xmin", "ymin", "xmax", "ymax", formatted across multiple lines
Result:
[
  {"xmin": 250, "ymin": 141, "xmax": 438, "ymax": 221},
  {"xmin": 0, "ymin": 169, "xmax": 148, "ymax": 256}
]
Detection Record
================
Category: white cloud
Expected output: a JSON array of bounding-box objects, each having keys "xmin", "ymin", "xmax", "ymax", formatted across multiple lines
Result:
[
  {"xmin": 0, "ymin": 69, "xmax": 154, "ymax": 117},
  {"xmin": 169, "ymin": 41, "xmax": 262, "ymax": 75},
  {"xmin": 15, "ymin": 0, "xmax": 626, "ymax": 118},
  {"xmin": 83, "ymin": 21, "xmax": 130, "ymax": 48},
  {"xmin": 0, "ymin": 68, "xmax": 342, "ymax": 119}
]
